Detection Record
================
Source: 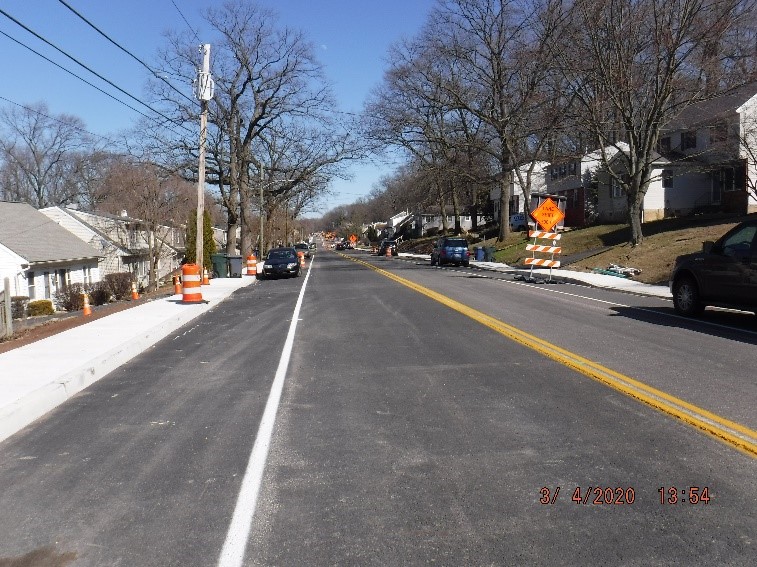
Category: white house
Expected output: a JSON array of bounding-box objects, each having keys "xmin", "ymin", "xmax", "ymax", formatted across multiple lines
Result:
[
  {"xmin": 0, "ymin": 202, "xmax": 102, "ymax": 303},
  {"xmin": 44, "ymin": 208, "xmax": 184, "ymax": 287},
  {"xmin": 489, "ymin": 161, "xmax": 550, "ymax": 221},
  {"xmin": 655, "ymin": 82, "xmax": 757, "ymax": 217}
]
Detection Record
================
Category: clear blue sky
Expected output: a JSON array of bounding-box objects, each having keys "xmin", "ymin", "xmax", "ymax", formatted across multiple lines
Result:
[{"xmin": 0, "ymin": 0, "xmax": 437, "ymax": 215}]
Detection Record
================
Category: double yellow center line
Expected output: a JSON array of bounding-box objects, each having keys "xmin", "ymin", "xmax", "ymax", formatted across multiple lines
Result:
[{"xmin": 344, "ymin": 253, "xmax": 757, "ymax": 458}]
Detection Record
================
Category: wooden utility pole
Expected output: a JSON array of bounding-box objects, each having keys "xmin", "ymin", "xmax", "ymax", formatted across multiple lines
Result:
[{"xmin": 195, "ymin": 44, "xmax": 214, "ymax": 271}]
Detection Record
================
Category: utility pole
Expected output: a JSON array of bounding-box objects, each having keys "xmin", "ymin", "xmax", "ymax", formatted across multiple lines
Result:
[
  {"xmin": 259, "ymin": 165, "xmax": 265, "ymax": 257},
  {"xmin": 194, "ymin": 44, "xmax": 214, "ymax": 272}
]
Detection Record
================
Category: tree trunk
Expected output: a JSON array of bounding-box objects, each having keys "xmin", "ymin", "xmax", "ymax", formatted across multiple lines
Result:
[
  {"xmin": 628, "ymin": 193, "xmax": 644, "ymax": 246},
  {"xmin": 436, "ymin": 180, "xmax": 449, "ymax": 233},
  {"xmin": 239, "ymin": 163, "xmax": 251, "ymax": 257},
  {"xmin": 497, "ymin": 171, "xmax": 511, "ymax": 243},
  {"xmin": 450, "ymin": 181, "xmax": 461, "ymax": 235}
]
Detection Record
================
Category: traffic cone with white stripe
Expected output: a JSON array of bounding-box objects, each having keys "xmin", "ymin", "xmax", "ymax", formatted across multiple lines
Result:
[
  {"xmin": 82, "ymin": 292, "xmax": 92, "ymax": 316},
  {"xmin": 131, "ymin": 282, "xmax": 139, "ymax": 300}
]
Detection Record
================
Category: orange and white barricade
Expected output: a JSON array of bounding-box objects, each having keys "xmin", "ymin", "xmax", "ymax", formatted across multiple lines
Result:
[
  {"xmin": 246, "ymin": 254, "xmax": 257, "ymax": 276},
  {"xmin": 525, "ymin": 230, "xmax": 561, "ymax": 282},
  {"xmin": 181, "ymin": 264, "xmax": 203, "ymax": 303}
]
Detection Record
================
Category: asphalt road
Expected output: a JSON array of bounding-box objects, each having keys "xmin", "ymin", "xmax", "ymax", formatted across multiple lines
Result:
[{"xmin": 0, "ymin": 249, "xmax": 754, "ymax": 566}]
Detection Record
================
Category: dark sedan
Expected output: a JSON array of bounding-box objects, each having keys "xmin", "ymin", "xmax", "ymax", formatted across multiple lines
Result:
[
  {"xmin": 261, "ymin": 247, "xmax": 301, "ymax": 279},
  {"xmin": 670, "ymin": 219, "xmax": 757, "ymax": 316}
]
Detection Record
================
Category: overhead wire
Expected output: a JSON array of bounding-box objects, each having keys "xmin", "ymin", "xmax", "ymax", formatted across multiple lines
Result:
[
  {"xmin": 0, "ymin": 94, "xmax": 122, "ymax": 147},
  {"xmin": 0, "ymin": 29, "xmax": 153, "ymax": 125},
  {"xmin": 0, "ymin": 6, "xmax": 194, "ymax": 135},
  {"xmin": 56, "ymin": 0, "xmax": 197, "ymax": 106}
]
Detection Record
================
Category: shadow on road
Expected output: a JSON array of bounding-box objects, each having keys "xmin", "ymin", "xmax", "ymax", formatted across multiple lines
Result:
[{"xmin": 609, "ymin": 305, "xmax": 757, "ymax": 346}]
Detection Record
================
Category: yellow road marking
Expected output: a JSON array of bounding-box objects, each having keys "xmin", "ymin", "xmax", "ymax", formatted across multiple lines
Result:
[{"xmin": 342, "ymin": 253, "xmax": 757, "ymax": 458}]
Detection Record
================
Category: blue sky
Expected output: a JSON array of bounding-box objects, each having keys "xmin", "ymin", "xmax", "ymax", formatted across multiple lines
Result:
[{"xmin": 0, "ymin": 0, "xmax": 437, "ymax": 214}]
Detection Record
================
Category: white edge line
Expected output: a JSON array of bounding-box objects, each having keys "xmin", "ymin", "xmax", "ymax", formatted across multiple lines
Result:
[{"xmin": 217, "ymin": 260, "xmax": 313, "ymax": 567}]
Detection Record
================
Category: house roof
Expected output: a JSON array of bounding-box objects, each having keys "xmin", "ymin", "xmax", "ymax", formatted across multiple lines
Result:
[
  {"xmin": 0, "ymin": 201, "xmax": 102, "ymax": 263},
  {"xmin": 665, "ymin": 82, "xmax": 757, "ymax": 131}
]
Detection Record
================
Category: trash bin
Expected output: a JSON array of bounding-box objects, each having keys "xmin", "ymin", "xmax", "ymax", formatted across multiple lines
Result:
[
  {"xmin": 484, "ymin": 246, "xmax": 495, "ymax": 261},
  {"xmin": 210, "ymin": 253, "xmax": 229, "ymax": 278},
  {"xmin": 475, "ymin": 246, "xmax": 485, "ymax": 261},
  {"xmin": 227, "ymin": 255, "xmax": 243, "ymax": 278}
]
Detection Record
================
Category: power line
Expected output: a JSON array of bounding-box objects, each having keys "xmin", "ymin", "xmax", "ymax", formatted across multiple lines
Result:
[
  {"xmin": 56, "ymin": 0, "xmax": 196, "ymax": 106},
  {"xmin": 169, "ymin": 0, "xmax": 202, "ymax": 44},
  {"xmin": 0, "ymin": 7, "xmax": 193, "ymax": 134},
  {"xmin": 0, "ymin": 29, "xmax": 153, "ymax": 125},
  {"xmin": 0, "ymin": 94, "xmax": 122, "ymax": 147}
]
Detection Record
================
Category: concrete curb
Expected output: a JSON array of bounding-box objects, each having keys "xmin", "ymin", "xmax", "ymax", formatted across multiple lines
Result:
[{"xmin": 0, "ymin": 278, "xmax": 253, "ymax": 444}]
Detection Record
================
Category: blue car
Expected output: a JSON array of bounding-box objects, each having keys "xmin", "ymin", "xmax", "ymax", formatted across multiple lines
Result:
[{"xmin": 431, "ymin": 236, "xmax": 470, "ymax": 267}]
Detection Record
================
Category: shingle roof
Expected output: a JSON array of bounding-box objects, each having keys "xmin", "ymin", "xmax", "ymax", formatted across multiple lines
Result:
[
  {"xmin": 665, "ymin": 82, "xmax": 757, "ymax": 131},
  {"xmin": 0, "ymin": 201, "xmax": 102, "ymax": 263}
]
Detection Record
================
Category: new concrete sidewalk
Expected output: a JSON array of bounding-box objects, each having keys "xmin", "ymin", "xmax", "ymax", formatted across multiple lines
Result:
[{"xmin": 0, "ymin": 277, "xmax": 254, "ymax": 444}]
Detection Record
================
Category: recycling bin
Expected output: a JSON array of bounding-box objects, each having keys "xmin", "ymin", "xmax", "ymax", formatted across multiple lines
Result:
[{"xmin": 475, "ymin": 246, "xmax": 485, "ymax": 261}]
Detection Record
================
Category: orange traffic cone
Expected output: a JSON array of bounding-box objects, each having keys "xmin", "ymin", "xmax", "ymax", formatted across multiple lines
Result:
[
  {"xmin": 202, "ymin": 268, "xmax": 210, "ymax": 285},
  {"xmin": 297, "ymin": 251, "xmax": 305, "ymax": 267},
  {"xmin": 82, "ymin": 292, "xmax": 92, "ymax": 317},
  {"xmin": 131, "ymin": 282, "xmax": 139, "ymax": 300},
  {"xmin": 173, "ymin": 275, "xmax": 182, "ymax": 295}
]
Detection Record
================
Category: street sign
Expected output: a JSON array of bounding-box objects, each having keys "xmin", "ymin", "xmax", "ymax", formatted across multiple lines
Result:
[
  {"xmin": 530, "ymin": 197, "xmax": 565, "ymax": 232},
  {"xmin": 349, "ymin": 234, "xmax": 358, "ymax": 244}
]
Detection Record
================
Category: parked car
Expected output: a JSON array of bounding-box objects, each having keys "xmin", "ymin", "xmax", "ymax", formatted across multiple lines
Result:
[
  {"xmin": 261, "ymin": 247, "xmax": 300, "ymax": 279},
  {"xmin": 335, "ymin": 241, "xmax": 347, "ymax": 250},
  {"xmin": 431, "ymin": 236, "xmax": 470, "ymax": 267},
  {"xmin": 378, "ymin": 239, "xmax": 398, "ymax": 256},
  {"xmin": 509, "ymin": 213, "xmax": 529, "ymax": 232},
  {"xmin": 669, "ymin": 219, "xmax": 757, "ymax": 316},
  {"xmin": 294, "ymin": 242, "xmax": 312, "ymax": 258}
]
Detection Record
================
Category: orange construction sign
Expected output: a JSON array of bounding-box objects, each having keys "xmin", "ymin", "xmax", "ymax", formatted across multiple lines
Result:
[{"xmin": 530, "ymin": 197, "xmax": 565, "ymax": 232}]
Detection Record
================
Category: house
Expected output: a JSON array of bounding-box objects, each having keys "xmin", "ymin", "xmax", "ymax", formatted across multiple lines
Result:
[
  {"xmin": 489, "ymin": 162, "xmax": 550, "ymax": 222},
  {"xmin": 0, "ymin": 202, "xmax": 102, "ymax": 303},
  {"xmin": 655, "ymin": 82, "xmax": 757, "ymax": 217},
  {"xmin": 411, "ymin": 211, "xmax": 488, "ymax": 237},
  {"xmin": 593, "ymin": 149, "xmax": 673, "ymax": 223},
  {"xmin": 40, "ymin": 208, "xmax": 184, "ymax": 288},
  {"xmin": 545, "ymin": 145, "xmax": 633, "ymax": 226}
]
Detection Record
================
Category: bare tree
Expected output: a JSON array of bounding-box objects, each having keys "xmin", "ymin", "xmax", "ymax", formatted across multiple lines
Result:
[
  {"xmin": 153, "ymin": 1, "xmax": 359, "ymax": 256},
  {"xmin": 99, "ymin": 159, "xmax": 193, "ymax": 290},
  {"xmin": 0, "ymin": 102, "xmax": 91, "ymax": 208},
  {"xmin": 554, "ymin": 0, "xmax": 752, "ymax": 245}
]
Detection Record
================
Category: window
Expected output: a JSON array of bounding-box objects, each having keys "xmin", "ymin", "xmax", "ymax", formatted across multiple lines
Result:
[
  {"xmin": 551, "ymin": 167, "xmax": 558, "ymax": 180},
  {"xmin": 83, "ymin": 265, "xmax": 92, "ymax": 285},
  {"xmin": 722, "ymin": 168, "xmax": 736, "ymax": 192},
  {"xmin": 568, "ymin": 162, "xmax": 577, "ymax": 175},
  {"xmin": 662, "ymin": 170, "xmax": 674, "ymax": 189},
  {"xmin": 559, "ymin": 164, "xmax": 567, "ymax": 177},
  {"xmin": 611, "ymin": 177, "xmax": 624, "ymax": 198},
  {"xmin": 682, "ymin": 130, "xmax": 697, "ymax": 150},
  {"xmin": 658, "ymin": 137, "xmax": 671, "ymax": 153},
  {"xmin": 27, "ymin": 271, "xmax": 35, "ymax": 300}
]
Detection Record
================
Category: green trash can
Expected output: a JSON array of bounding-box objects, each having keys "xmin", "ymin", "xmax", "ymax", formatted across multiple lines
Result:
[
  {"xmin": 484, "ymin": 246, "xmax": 495, "ymax": 261},
  {"xmin": 210, "ymin": 253, "xmax": 229, "ymax": 278},
  {"xmin": 227, "ymin": 255, "xmax": 243, "ymax": 278}
]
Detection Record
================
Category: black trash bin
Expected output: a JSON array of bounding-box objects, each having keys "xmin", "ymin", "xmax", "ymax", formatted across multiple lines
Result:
[
  {"xmin": 227, "ymin": 255, "xmax": 243, "ymax": 278},
  {"xmin": 484, "ymin": 246, "xmax": 495, "ymax": 262},
  {"xmin": 210, "ymin": 253, "xmax": 229, "ymax": 278}
]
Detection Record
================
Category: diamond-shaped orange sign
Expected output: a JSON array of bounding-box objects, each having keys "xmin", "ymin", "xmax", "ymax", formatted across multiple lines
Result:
[{"xmin": 530, "ymin": 197, "xmax": 565, "ymax": 232}]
